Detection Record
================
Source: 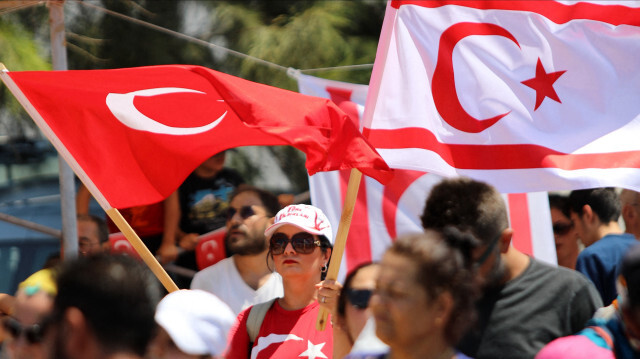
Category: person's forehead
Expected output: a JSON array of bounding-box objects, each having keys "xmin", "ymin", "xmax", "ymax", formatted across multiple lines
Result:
[
  {"xmin": 230, "ymin": 191, "xmax": 264, "ymax": 208},
  {"xmin": 77, "ymin": 220, "xmax": 99, "ymax": 234}
]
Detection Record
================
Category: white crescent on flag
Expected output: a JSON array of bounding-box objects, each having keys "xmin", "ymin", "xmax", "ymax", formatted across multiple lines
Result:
[
  {"xmin": 298, "ymin": 74, "xmax": 556, "ymax": 278},
  {"xmin": 363, "ymin": 0, "xmax": 640, "ymax": 193}
]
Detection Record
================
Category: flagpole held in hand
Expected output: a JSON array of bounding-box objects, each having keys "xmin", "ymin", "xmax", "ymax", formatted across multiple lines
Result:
[{"xmin": 316, "ymin": 168, "xmax": 362, "ymax": 331}]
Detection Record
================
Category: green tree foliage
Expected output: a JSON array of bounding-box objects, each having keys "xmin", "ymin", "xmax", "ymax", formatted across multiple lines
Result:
[
  {"xmin": 209, "ymin": 0, "xmax": 385, "ymax": 89},
  {"xmin": 0, "ymin": 16, "xmax": 50, "ymax": 137}
]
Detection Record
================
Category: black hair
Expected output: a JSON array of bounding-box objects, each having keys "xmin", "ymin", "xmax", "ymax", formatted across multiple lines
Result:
[
  {"xmin": 387, "ymin": 227, "xmax": 480, "ymax": 345},
  {"xmin": 52, "ymin": 255, "xmax": 161, "ymax": 356},
  {"xmin": 421, "ymin": 177, "xmax": 508, "ymax": 245},
  {"xmin": 548, "ymin": 193, "xmax": 571, "ymax": 218},
  {"xmin": 228, "ymin": 184, "xmax": 281, "ymax": 217},
  {"xmin": 337, "ymin": 262, "xmax": 377, "ymax": 318},
  {"xmin": 77, "ymin": 214, "xmax": 109, "ymax": 244},
  {"xmin": 568, "ymin": 188, "xmax": 620, "ymax": 223}
]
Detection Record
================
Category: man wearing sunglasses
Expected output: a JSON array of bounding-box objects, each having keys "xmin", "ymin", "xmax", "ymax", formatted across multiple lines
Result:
[
  {"xmin": 569, "ymin": 188, "xmax": 637, "ymax": 306},
  {"xmin": 191, "ymin": 185, "xmax": 283, "ymax": 315},
  {"xmin": 420, "ymin": 178, "xmax": 602, "ymax": 359},
  {"xmin": 4, "ymin": 268, "xmax": 56, "ymax": 359}
]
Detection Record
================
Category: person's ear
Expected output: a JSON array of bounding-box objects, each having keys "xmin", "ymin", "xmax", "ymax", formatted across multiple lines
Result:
[
  {"xmin": 582, "ymin": 205, "xmax": 596, "ymax": 224},
  {"xmin": 324, "ymin": 247, "xmax": 332, "ymax": 262},
  {"xmin": 433, "ymin": 291, "xmax": 454, "ymax": 329},
  {"xmin": 499, "ymin": 228, "xmax": 513, "ymax": 253},
  {"xmin": 64, "ymin": 307, "xmax": 91, "ymax": 359}
]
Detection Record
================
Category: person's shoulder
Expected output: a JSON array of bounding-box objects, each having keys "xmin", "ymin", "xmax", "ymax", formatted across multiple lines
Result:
[
  {"xmin": 192, "ymin": 257, "xmax": 234, "ymax": 285},
  {"xmin": 529, "ymin": 258, "xmax": 594, "ymax": 287}
]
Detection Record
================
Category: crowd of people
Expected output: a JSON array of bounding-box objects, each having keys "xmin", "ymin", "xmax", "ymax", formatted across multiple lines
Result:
[{"xmin": 2, "ymin": 158, "xmax": 640, "ymax": 358}]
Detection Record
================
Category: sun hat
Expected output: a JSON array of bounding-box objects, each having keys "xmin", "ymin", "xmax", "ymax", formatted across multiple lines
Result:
[
  {"xmin": 154, "ymin": 289, "xmax": 235, "ymax": 356},
  {"xmin": 264, "ymin": 204, "xmax": 333, "ymax": 244}
]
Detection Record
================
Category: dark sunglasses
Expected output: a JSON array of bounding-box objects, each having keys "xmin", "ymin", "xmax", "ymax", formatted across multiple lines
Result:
[
  {"xmin": 553, "ymin": 221, "xmax": 574, "ymax": 236},
  {"xmin": 226, "ymin": 205, "xmax": 255, "ymax": 221},
  {"xmin": 270, "ymin": 232, "xmax": 321, "ymax": 255},
  {"xmin": 346, "ymin": 288, "xmax": 373, "ymax": 309},
  {"xmin": 3, "ymin": 317, "xmax": 49, "ymax": 344}
]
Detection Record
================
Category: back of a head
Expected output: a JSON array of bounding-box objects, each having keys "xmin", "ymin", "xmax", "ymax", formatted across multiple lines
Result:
[
  {"xmin": 421, "ymin": 177, "xmax": 508, "ymax": 244},
  {"xmin": 388, "ymin": 228, "xmax": 480, "ymax": 345},
  {"xmin": 53, "ymin": 254, "xmax": 161, "ymax": 356},
  {"xmin": 568, "ymin": 188, "xmax": 621, "ymax": 223}
]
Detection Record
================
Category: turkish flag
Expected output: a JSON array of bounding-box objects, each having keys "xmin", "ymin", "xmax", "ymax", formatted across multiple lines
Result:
[
  {"xmin": 298, "ymin": 74, "xmax": 557, "ymax": 277},
  {"xmin": 364, "ymin": 1, "xmax": 640, "ymax": 193},
  {"xmin": 1, "ymin": 65, "xmax": 391, "ymax": 209}
]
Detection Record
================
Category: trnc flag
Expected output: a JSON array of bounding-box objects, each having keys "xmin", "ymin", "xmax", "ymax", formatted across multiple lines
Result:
[
  {"xmin": 1, "ymin": 65, "xmax": 391, "ymax": 210},
  {"xmin": 364, "ymin": 1, "xmax": 640, "ymax": 193},
  {"xmin": 298, "ymin": 74, "xmax": 556, "ymax": 276}
]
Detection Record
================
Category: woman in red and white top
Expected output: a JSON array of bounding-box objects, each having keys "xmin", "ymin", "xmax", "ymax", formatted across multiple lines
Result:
[{"xmin": 226, "ymin": 204, "xmax": 336, "ymax": 359}]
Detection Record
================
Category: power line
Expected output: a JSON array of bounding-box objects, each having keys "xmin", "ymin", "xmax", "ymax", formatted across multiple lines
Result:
[{"xmin": 73, "ymin": 0, "xmax": 373, "ymax": 75}]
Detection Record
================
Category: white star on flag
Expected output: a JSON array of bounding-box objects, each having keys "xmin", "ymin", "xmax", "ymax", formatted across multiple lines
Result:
[{"xmin": 298, "ymin": 340, "xmax": 328, "ymax": 359}]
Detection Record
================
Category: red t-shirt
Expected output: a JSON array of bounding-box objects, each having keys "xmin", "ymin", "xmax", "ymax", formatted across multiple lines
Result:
[
  {"xmin": 226, "ymin": 300, "xmax": 333, "ymax": 359},
  {"xmin": 106, "ymin": 202, "xmax": 164, "ymax": 237}
]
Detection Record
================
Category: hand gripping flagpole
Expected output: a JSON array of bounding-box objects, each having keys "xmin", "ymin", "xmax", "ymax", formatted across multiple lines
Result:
[
  {"xmin": 316, "ymin": 168, "xmax": 362, "ymax": 331},
  {"xmin": 0, "ymin": 64, "xmax": 179, "ymax": 293}
]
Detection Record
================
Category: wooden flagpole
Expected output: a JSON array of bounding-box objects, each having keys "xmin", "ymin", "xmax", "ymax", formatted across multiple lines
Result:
[
  {"xmin": 0, "ymin": 64, "xmax": 179, "ymax": 294},
  {"xmin": 106, "ymin": 208, "xmax": 179, "ymax": 292},
  {"xmin": 316, "ymin": 168, "xmax": 362, "ymax": 330}
]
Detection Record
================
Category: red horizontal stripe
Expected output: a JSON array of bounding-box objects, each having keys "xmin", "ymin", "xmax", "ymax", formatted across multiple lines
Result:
[
  {"xmin": 390, "ymin": 1, "xmax": 640, "ymax": 27},
  {"xmin": 363, "ymin": 127, "xmax": 640, "ymax": 170}
]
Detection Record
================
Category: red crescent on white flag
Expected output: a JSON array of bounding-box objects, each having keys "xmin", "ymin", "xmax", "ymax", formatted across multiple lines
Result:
[{"xmin": 432, "ymin": 22, "xmax": 520, "ymax": 133}]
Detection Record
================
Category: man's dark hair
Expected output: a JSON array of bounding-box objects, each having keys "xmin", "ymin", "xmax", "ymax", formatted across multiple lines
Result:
[
  {"xmin": 568, "ymin": 188, "xmax": 621, "ymax": 223},
  {"xmin": 53, "ymin": 255, "xmax": 161, "ymax": 356},
  {"xmin": 420, "ymin": 177, "xmax": 508, "ymax": 245},
  {"xmin": 229, "ymin": 185, "xmax": 281, "ymax": 217},
  {"xmin": 77, "ymin": 214, "xmax": 109, "ymax": 244},
  {"xmin": 548, "ymin": 194, "xmax": 571, "ymax": 218}
]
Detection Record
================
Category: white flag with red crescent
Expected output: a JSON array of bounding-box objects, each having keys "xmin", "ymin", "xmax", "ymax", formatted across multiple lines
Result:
[
  {"xmin": 298, "ymin": 74, "xmax": 556, "ymax": 278},
  {"xmin": 364, "ymin": 1, "xmax": 640, "ymax": 193}
]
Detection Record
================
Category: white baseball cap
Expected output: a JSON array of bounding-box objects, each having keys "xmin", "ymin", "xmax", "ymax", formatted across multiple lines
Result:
[
  {"xmin": 154, "ymin": 289, "xmax": 235, "ymax": 356},
  {"xmin": 264, "ymin": 204, "xmax": 333, "ymax": 244}
]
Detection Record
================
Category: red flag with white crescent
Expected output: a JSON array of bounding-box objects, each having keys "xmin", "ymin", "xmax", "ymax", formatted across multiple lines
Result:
[
  {"xmin": 298, "ymin": 74, "xmax": 557, "ymax": 276},
  {"xmin": 0, "ymin": 65, "xmax": 391, "ymax": 210},
  {"xmin": 364, "ymin": 1, "xmax": 640, "ymax": 193}
]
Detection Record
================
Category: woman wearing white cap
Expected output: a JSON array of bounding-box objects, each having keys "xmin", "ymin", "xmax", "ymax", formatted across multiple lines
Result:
[{"xmin": 226, "ymin": 204, "xmax": 336, "ymax": 359}]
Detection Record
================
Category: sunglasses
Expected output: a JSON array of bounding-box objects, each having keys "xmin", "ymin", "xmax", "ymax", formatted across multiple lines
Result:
[
  {"xmin": 226, "ymin": 205, "xmax": 255, "ymax": 221},
  {"xmin": 270, "ymin": 232, "xmax": 321, "ymax": 255},
  {"xmin": 553, "ymin": 221, "xmax": 574, "ymax": 236},
  {"xmin": 3, "ymin": 317, "xmax": 49, "ymax": 344},
  {"xmin": 346, "ymin": 288, "xmax": 373, "ymax": 309}
]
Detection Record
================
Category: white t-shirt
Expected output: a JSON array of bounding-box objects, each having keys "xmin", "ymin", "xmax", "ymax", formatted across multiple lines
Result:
[{"xmin": 190, "ymin": 256, "xmax": 283, "ymax": 315}]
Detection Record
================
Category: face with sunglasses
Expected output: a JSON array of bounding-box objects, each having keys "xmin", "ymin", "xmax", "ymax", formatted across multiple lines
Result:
[
  {"xmin": 6, "ymin": 290, "xmax": 54, "ymax": 359},
  {"xmin": 550, "ymin": 207, "xmax": 580, "ymax": 269},
  {"xmin": 269, "ymin": 225, "xmax": 331, "ymax": 279},
  {"xmin": 225, "ymin": 191, "xmax": 271, "ymax": 256},
  {"xmin": 340, "ymin": 264, "xmax": 379, "ymax": 343}
]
